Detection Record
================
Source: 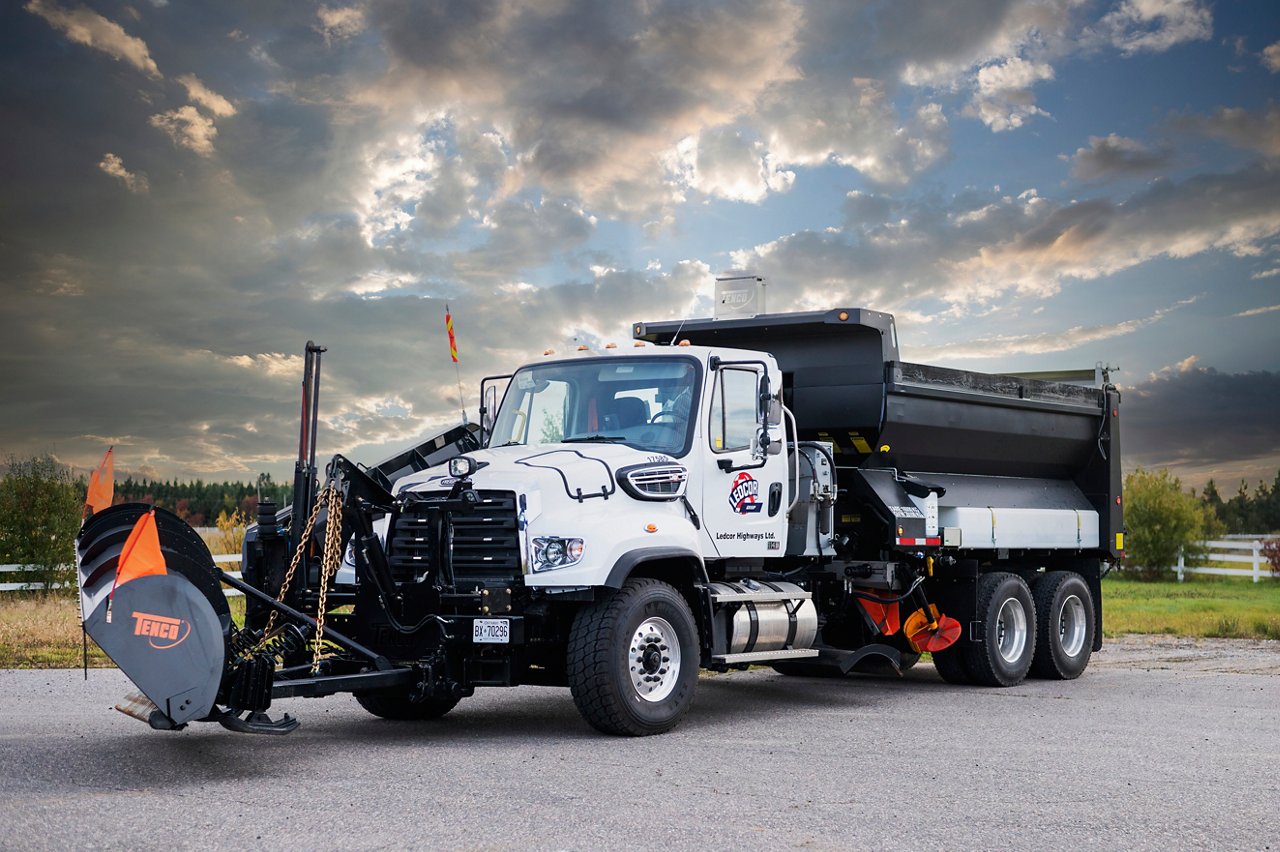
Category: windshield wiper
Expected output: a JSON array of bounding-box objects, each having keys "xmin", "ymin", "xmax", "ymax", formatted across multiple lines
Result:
[{"xmin": 562, "ymin": 434, "xmax": 627, "ymax": 443}]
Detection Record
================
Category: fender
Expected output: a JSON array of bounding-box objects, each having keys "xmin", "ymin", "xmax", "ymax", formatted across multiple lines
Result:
[{"xmin": 603, "ymin": 547, "xmax": 707, "ymax": 589}]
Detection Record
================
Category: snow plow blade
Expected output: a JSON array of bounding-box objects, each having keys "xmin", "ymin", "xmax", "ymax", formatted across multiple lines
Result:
[{"xmin": 78, "ymin": 504, "xmax": 230, "ymax": 726}]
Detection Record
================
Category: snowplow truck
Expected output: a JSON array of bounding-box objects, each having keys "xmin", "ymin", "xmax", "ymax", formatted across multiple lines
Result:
[{"xmin": 77, "ymin": 306, "xmax": 1122, "ymax": 736}]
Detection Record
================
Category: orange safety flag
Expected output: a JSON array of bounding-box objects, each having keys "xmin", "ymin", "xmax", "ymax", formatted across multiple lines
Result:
[
  {"xmin": 84, "ymin": 447, "xmax": 115, "ymax": 517},
  {"xmin": 446, "ymin": 304, "xmax": 459, "ymax": 363},
  {"xmin": 106, "ymin": 508, "xmax": 166, "ymax": 623},
  {"xmin": 115, "ymin": 509, "xmax": 168, "ymax": 586}
]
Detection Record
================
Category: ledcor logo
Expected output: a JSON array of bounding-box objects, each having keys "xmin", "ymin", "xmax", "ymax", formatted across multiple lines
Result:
[
  {"xmin": 131, "ymin": 611, "xmax": 190, "ymax": 649},
  {"xmin": 728, "ymin": 472, "xmax": 762, "ymax": 514}
]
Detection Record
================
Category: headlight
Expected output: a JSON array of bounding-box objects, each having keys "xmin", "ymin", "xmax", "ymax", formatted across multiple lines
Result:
[{"xmin": 531, "ymin": 536, "xmax": 585, "ymax": 573}]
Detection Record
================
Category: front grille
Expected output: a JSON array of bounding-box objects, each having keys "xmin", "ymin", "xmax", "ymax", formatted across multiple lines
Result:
[{"xmin": 388, "ymin": 490, "xmax": 521, "ymax": 583}]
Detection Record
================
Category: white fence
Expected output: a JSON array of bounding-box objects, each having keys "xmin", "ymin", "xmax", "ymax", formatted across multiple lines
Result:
[
  {"xmin": 1177, "ymin": 538, "xmax": 1274, "ymax": 583},
  {"xmin": 0, "ymin": 554, "xmax": 243, "ymax": 595}
]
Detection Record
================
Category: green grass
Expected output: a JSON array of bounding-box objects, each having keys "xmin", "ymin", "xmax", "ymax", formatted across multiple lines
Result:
[
  {"xmin": 1102, "ymin": 573, "xmax": 1280, "ymax": 640},
  {"xmin": 3, "ymin": 575, "xmax": 1278, "ymax": 669},
  {"xmin": 0, "ymin": 593, "xmax": 246, "ymax": 669}
]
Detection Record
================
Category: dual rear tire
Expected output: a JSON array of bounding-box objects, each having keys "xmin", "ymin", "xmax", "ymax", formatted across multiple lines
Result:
[{"xmin": 932, "ymin": 570, "xmax": 1094, "ymax": 686}]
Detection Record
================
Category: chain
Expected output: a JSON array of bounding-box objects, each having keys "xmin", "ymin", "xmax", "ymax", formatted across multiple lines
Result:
[
  {"xmin": 261, "ymin": 487, "xmax": 328, "ymax": 638},
  {"xmin": 311, "ymin": 484, "xmax": 344, "ymax": 674}
]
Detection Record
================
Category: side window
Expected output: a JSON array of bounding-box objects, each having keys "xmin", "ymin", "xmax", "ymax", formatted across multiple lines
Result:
[{"xmin": 709, "ymin": 368, "xmax": 759, "ymax": 453}]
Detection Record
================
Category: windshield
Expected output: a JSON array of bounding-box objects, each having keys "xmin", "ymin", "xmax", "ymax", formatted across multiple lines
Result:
[{"xmin": 489, "ymin": 356, "xmax": 699, "ymax": 456}]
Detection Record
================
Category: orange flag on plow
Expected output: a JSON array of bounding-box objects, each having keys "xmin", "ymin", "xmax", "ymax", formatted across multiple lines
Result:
[
  {"xmin": 84, "ymin": 447, "xmax": 114, "ymax": 517},
  {"xmin": 117, "ymin": 509, "xmax": 167, "ymax": 583},
  {"xmin": 107, "ymin": 509, "xmax": 167, "ymax": 623}
]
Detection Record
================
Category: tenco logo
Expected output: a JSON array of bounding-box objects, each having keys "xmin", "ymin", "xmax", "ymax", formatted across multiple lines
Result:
[
  {"xmin": 131, "ymin": 611, "xmax": 190, "ymax": 650},
  {"xmin": 728, "ymin": 472, "xmax": 762, "ymax": 514}
]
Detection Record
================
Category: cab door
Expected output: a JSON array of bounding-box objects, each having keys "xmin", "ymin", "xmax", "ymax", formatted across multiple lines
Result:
[{"xmin": 698, "ymin": 360, "xmax": 788, "ymax": 558}]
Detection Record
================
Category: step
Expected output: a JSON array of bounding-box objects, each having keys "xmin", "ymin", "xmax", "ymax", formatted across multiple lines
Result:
[
  {"xmin": 708, "ymin": 589, "xmax": 813, "ymax": 604},
  {"xmin": 711, "ymin": 648, "xmax": 819, "ymax": 665}
]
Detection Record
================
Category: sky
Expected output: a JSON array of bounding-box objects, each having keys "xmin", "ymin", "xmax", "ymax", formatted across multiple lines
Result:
[{"xmin": 1, "ymin": 0, "xmax": 1278, "ymax": 492}]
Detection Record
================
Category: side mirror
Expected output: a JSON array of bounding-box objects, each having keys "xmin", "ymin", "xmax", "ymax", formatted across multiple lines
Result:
[
  {"xmin": 765, "ymin": 397, "xmax": 782, "ymax": 426},
  {"xmin": 480, "ymin": 384, "xmax": 499, "ymax": 445}
]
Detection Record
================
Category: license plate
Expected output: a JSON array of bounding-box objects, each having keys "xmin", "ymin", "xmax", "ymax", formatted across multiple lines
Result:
[{"xmin": 473, "ymin": 618, "xmax": 510, "ymax": 644}]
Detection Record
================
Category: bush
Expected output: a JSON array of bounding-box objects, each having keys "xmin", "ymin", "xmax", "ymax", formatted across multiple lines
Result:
[
  {"xmin": 205, "ymin": 509, "xmax": 247, "ymax": 556},
  {"xmin": 0, "ymin": 454, "xmax": 84, "ymax": 594},
  {"xmin": 1122, "ymin": 467, "xmax": 1224, "ymax": 581},
  {"xmin": 1263, "ymin": 538, "xmax": 1280, "ymax": 580}
]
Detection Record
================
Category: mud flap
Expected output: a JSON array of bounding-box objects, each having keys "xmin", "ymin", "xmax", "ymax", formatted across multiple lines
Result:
[{"xmin": 84, "ymin": 574, "xmax": 225, "ymax": 725}]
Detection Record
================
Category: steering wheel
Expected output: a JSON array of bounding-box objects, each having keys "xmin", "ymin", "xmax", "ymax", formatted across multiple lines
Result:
[{"xmin": 648, "ymin": 411, "xmax": 679, "ymax": 424}]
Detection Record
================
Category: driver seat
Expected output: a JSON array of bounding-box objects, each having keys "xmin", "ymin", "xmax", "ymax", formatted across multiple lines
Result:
[{"xmin": 610, "ymin": 397, "xmax": 649, "ymax": 429}]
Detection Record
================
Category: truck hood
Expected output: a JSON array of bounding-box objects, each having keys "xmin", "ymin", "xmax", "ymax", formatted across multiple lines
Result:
[{"xmin": 393, "ymin": 443, "xmax": 678, "ymax": 503}]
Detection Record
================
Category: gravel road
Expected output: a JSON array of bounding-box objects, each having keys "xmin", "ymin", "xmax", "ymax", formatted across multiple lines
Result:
[{"xmin": 0, "ymin": 635, "xmax": 1275, "ymax": 851}]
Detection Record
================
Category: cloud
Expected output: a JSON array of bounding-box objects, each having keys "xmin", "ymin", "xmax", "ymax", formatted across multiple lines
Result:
[
  {"xmin": 361, "ymin": 0, "xmax": 806, "ymax": 213},
  {"xmin": 97, "ymin": 152, "xmax": 149, "ymax": 194},
  {"xmin": 25, "ymin": 0, "xmax": 162, "ymax": 78},
  {"xmin": 732, "ymin": 162, "xmax": 1280, "ymax": 313},
  {"xmin": 950, "ymin": 164, "xmax": 1280, "ymax": 295},
  {"xmin": 1068, "ymin": 133, "xmax": 1172, "ymax": 180},
  {"xmin": 1233, "ymin": 304, "xmax": 1280, "ymax": 318},
  {"xmin": 905, "ymin": 298, "xmax": 1197, "ymax": 361},
  {"xmin": 177, "ymin": 74, "xmax": 236, "ymax": 118},
  {"xmin": 671, "ymin": 127, "xmax": 794, "ymax": 203},
  {"xmin": 149, "ymin": 105, "xmax": 219, "ymax": 155},
  {"xmin": 970, "ymin": 56, "xmax": 1056, "ymax": 132},
  {"xmin": 1123, "ymin": 365, "xmax": 1280, "ymax": 477},
  {"xmin": 1089, "ymin": 0, "xmax": 1212, "ymax": 56},
  {"xmin": 1177, "ymin": 104, "xmax": 1280, "ymax": 158},
  {"xmin": 317, "ymin": 5, "xmax": 367, "ymax": 46},
  {"xmin": 762, "ymin": 81, "xmax": 950, "ymax": 184},
  {"xmin": 1264, "ymin": 41, "xmax": 1280, "ymax": 73}
]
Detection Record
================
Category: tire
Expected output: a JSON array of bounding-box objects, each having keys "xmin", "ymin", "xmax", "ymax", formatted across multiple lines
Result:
[
  {"xmin": 1029, "ymin": 571, "xmax": 1095, "ymax": 680},
  {"xmin": 567, "ymin": 577, "xmax": 699, "ymax": 736},
  {"xmin": 354, "ymin": 689, "xmax": 461, "ymax": 720},
  {"xmin": 930, "ymin": 646, "xmax": 972, "ymax": 684},
  {"xmin": 962, "ymin": 572, "xmax": 1036, "ymax": 687}
]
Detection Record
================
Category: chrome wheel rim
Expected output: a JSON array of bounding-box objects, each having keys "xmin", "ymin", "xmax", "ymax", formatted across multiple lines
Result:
[
  {"xmin": 995, "ymin": 597, "xmax": 1028, "ymax": 664},
  {"xmin": 1059, "ymin": 594, "xmax": 1088, "ymax": 657},
  {"xmin": 630, "ymin": 616, "xmax": 680, "ymax": 702}
]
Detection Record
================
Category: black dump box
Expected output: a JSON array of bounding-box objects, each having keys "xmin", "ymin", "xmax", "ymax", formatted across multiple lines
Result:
[{"xmin": 633, "ymin": 308, "xmax": 1122, "ymax": 556}]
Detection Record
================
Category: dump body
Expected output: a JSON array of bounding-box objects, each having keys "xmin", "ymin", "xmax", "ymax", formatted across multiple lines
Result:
[{"xmin": 633, "ymin": 308, "xmax": 1122, "ymax": 559}]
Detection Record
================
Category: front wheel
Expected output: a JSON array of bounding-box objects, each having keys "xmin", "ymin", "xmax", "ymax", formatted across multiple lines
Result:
[
  {"xmin": 963, "ymin": 572, "xmax": 1036, "ymax": 687},
  {"xmin": 354, "ymin": 689, "xmax": 460, "ymax": 720},
  {"xmin": 1029, "ymin": 571, "xmax": 1095, "ymax": 680},
  {"xmin": 567, "ymin": 578, "xmax": 699, "ymax": 736}
]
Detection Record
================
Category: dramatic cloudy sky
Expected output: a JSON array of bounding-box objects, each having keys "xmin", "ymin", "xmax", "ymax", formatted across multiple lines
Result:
[{"xmin": 2, "ymin": 0, "xmax": 1278, "ymax": 489}]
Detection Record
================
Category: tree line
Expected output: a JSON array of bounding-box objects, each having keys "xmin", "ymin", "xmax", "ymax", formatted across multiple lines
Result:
[
  {"xmin": 1198, "ymin": 471, "xmax": 1280, "ymax": 534},
  {"xmin": 112, "ymin": 473, "xmax": 291, "ymax": 527},
  {"xmin": 0, "ymin": 454, "xmax": 292, "ymax": 590}
]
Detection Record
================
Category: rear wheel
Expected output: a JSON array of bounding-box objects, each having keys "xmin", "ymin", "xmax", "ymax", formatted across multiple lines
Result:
[
  {"xmin": 354, "ymin": 689, "xmax": 460, "ymax": 720},
  {"xmin": 567, "ymin": 578, "xmax": 698, "ymax": 736},
  {"xmin": 930, "ymin": 646, "xmax": 972, "ymax": 684},
  {"xmin": 963, "ymin": 572, "xmax": 1036, "ymax": 687},
  {"xmin": 1029, "ymin": 571, "xmax": 1095, "ymax": 680}
]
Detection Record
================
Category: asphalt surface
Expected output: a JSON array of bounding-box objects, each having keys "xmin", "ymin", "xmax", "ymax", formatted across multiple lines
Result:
[{"xmin": 0, "ymin": 636, "xmax": 1275, "ymax": 851}]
